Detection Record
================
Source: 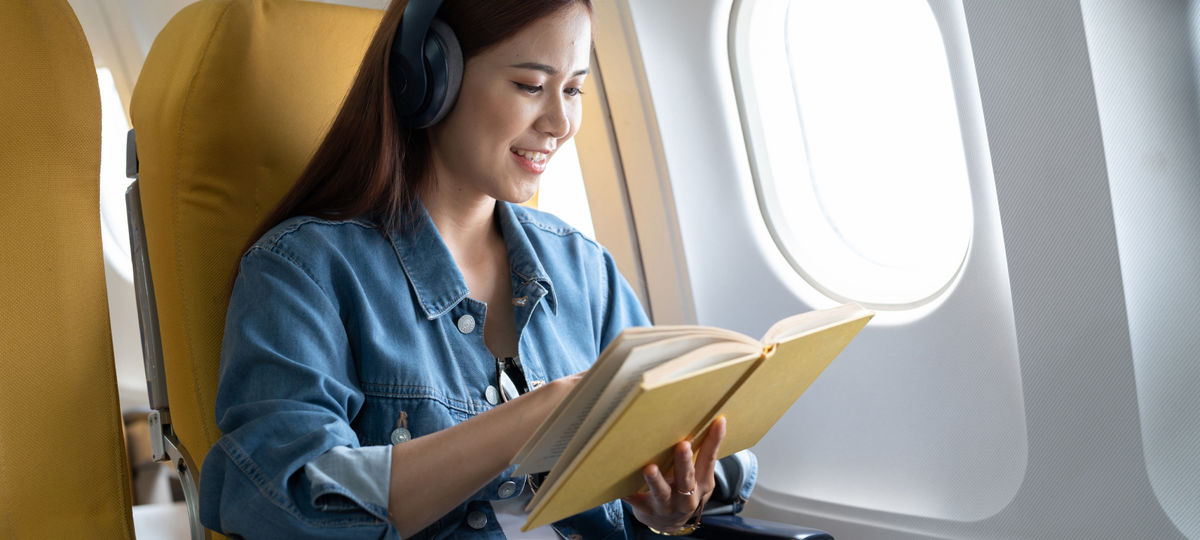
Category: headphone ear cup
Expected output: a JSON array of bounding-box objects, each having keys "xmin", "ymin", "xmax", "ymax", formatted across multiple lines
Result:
[{"xmin": 413, "ymin": 19, "xmax": 462, "ymax": 128}]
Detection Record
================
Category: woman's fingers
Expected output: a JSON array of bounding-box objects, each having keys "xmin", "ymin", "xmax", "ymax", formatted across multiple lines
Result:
[
  {"xmin": 674, "ymin": 440, "xmax": 696, "ymax": 495},
  {"xmin": 627, "ymin": 419, "xmax": 732, "ymax": 532},
  {"xmin": 693, "ymin": 416, "xmax": 726, "ymax": 486},
  {"xmin": 643, "ymin": 463, "xmax": 673, "ymax": 504}
]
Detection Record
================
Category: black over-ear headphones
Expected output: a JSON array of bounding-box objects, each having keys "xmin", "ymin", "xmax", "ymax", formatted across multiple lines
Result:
[{"xmin": 389, "ymin": 0, "xmax": 463, "ymax": 128}]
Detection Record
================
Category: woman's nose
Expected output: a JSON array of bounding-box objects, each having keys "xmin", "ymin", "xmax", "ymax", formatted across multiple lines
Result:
[{"xmin": 536, "ymin": 97, "xmax": 571, "ymax": 139}]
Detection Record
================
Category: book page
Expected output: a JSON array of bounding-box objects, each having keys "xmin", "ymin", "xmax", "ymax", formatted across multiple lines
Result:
[
  {"xmin": 762, "ymin": 303, "xmax": 871, "ymax": 344},
  {"xmin": 514, "ymin": 329, "xmax": 753, "ymax": 475},
  {"xmin": 642, "ymin": 342, "xmax": 759, "ymax": 386}
]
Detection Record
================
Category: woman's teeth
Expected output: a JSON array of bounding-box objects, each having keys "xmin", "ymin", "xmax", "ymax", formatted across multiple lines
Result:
[{"xmin": 513, "ymin": 149, "xmax": 548, "ymax": 163}]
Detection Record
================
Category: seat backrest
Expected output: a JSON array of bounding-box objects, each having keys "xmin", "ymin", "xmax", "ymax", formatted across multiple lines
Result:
[
  {"xmin": 0, "ymin": 1, "xmax": 135, "ymax": 537},
  {"xmin": 129, "ymin": 0, "xmax": 382, "ymax": 477}
]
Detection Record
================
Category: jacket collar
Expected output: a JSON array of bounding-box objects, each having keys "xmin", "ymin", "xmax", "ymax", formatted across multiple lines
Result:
[
  {"xmin": 499, "ymin": 202, "xmax": 557, "ymax": 316},
  {"xmin": 387, "ymin": 201, "xmax": 556, "ymax": 320}
]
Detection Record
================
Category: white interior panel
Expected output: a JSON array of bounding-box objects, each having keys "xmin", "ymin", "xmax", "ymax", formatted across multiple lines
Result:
[{"xmin": 1081, "ymin": 1, "xmax": 1200, "ymax": 537}]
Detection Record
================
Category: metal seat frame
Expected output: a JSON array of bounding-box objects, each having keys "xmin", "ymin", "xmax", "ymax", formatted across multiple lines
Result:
[{"xmin": 125, "ymin": 130, "xmax": 208, "ymax": 540}]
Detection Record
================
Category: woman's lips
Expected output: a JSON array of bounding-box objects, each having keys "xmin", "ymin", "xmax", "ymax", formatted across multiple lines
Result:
[{"xmin": 511, "ymin": 148, "xmax": 549, "ymax": 174}]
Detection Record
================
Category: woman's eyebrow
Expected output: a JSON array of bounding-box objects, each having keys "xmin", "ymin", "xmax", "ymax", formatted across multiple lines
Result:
[{"xmin": 510, "ymin": 61, "xmax": 589, "ymax": 78}]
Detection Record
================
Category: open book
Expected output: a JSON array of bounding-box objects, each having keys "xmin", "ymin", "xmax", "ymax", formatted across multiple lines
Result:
[{"xmin": 513, "ymin": 303, "xmax": 874, "ymax": 530}]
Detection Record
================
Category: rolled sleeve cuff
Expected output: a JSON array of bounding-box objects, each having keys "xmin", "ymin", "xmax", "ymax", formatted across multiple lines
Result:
[
  {"xmin": 304, "ymin": 445, "xmax": 392, "ymax": 519},
  {"xmin": 738, "ymin": 449, "xmax": 758, "ymax": 500}
]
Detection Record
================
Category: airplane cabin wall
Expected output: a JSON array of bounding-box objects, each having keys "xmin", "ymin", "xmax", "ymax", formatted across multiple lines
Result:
[
  {"xmin": 623, "ymin": 0, "xmax": 1029, "ymax": 526},
  {"xmin": 617, "ymin": 0, "xmax": 1198, "ymax": 538},
  {"xmin": 1081, "ymin": 1, "xmax": 1200, "ymax": 537}
]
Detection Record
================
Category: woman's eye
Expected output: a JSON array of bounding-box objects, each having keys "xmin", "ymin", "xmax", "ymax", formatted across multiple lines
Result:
[
  {"xmin": 565, "ymin": 87, "xmax": 583, "ymax": 97},
  {"xmin": 514, "ymin": 82, "xmax": 542, "ymax": 94}
]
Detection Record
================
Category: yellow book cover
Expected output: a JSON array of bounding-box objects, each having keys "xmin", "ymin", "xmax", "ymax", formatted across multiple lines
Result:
[{"xmin": 517, "ymin": 303, "xmax": 874, "ymax": 530}]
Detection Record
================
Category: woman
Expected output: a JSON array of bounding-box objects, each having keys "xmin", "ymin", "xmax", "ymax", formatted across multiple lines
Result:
[{"xmin": 199, "ymin": 0, "xmax": 730, "ymax": 537}]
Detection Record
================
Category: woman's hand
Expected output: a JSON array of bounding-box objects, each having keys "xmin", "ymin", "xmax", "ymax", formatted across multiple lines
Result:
[{"xmin": 623, "ymin": 416, "xmax": 727, "ymax": 534}]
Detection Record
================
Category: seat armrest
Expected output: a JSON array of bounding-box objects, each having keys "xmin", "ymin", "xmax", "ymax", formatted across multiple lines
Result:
[{"xmin": 685, "ymin": 514, "xmax": 833, "ymax": 540}]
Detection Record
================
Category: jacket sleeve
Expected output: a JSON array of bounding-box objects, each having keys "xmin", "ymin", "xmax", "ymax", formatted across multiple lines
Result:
[
  {"xmin": 198, "ymin": 245, "xmax": 398, "ymax": 539},
  {"xmin": 597, "ymin": 247, "xmax": 652, "ymax": 352}
]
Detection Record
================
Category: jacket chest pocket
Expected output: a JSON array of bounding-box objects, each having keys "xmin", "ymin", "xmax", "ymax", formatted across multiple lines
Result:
[{"xmin": 357, "ymin": 387, "xmax": 477, "ymax": 447}]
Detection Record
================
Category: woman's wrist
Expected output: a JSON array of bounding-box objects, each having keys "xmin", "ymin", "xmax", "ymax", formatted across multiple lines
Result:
[
  {"xmin": 635, "ymin": 499, "xmax": 703, "ymax": 536},
  {"xmin": 519, "ymin": 374, "xmax": 577, "ymax": 414},
  {"xmin": 645, "ymin": 520, "xmax": 701, "ymax": 536}
]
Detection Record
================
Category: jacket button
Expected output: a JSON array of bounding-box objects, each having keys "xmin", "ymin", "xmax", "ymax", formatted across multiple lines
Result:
[
  {"xmin": 466, "ymin": 510, "xmax": 487, "ymax": 529},
  {"xmin": 389, "ymin": 427, "xmax": 411, "ymax": 444},
  {"xmin": 456, "ymin": 314, "xmax": 476, "ymax": 334},
  {"xmin": 498, "ymin": 480, "xmax": 517, "ymax": 499},
  {"xmin": 485, "ymin": 385, "xmax": 499, "ymax": 405}
]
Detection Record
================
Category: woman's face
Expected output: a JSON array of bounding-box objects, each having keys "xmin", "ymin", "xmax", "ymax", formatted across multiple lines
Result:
[{"xmin": 427, "ymin": 4, "xmax": 592, "ymax": 205}]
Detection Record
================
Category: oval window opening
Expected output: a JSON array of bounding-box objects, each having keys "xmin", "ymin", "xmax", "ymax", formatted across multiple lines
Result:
[{"xmin": 741, "ymin": 0, "xmax": 973, "ymax": 310}]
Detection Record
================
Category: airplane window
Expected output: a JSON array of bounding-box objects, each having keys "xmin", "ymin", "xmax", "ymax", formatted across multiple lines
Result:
[
  {"xmin": 533, "ymin": 138, "xmax": 597, "ymax": 240},
  {"xmin": 735, "ymin": 0, "xmax": 972, "ymax": 310}
]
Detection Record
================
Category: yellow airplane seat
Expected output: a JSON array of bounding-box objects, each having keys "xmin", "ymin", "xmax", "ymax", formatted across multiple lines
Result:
[
  {"xmin": 0, "ymin": 0, "xmax": 136, "ymax": 538},
  {"xmin": 126, "ymin": 0, "xmax": 382, "ymax": 535}
]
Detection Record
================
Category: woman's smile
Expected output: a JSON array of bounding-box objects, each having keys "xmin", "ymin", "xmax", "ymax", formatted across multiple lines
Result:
[{"xmin": 511, "ymin": 147, "xmax": 551, "ymax": 174}]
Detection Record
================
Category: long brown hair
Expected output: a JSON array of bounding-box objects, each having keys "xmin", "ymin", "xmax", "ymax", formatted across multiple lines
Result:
[{"xmin": 241, "ymin": 0, "xmax": 593, "ymax": 257}]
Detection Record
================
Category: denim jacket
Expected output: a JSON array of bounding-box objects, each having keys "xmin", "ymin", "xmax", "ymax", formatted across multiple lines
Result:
[{"xmin": 199, "ymin": 201, "xmax": 651, "ymax": 539}]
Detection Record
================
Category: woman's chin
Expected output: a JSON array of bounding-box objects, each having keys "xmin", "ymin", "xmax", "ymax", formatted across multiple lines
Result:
[{"xmin": 504, "ymin": 183, "xmax": 541, "ymax": 206}]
